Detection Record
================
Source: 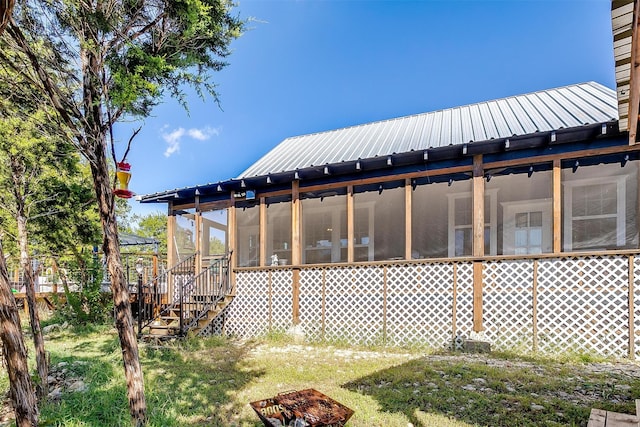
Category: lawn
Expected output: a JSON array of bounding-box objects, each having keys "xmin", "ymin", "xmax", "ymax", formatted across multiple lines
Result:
[{"xmin": 3, "ymin": 326, "xmax": 640, "ymax": 426}]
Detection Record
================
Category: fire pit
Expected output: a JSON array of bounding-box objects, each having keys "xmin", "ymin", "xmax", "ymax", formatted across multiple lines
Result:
[{"xmin": 250, "ymin": 388, "xmax": 354, "ymax": 427}]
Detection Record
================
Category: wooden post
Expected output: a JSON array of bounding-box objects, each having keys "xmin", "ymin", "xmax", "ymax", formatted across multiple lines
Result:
[
  {"xmin": 628, "ymin": 0, "xmax": 640, "ymax": 145},
  {"xmin": 553, "ymin": 159, "xmax": 562, "ymax": 253},
  {"xmin": 532, "ymin": 259, "xmax": 538, "ymax": 353},
  {"xmin": 292, "ymin": 269, "xmax": 300, "ymax": 325},
  {"xmin": 630, "ymin": 255, "xmax": 635, "ymax": 359},
  {"xmin": 452, "ymin": 263, "xmax": 458, "ymax": 346},
  {"xmin": 383, "ymin": 265, "xmax": 388, "ymax": 344},
  {"xmin": 347, "ymin": 185, "xmax": 354, "ymax": 263},
  {"xmin": 194, "ymin": 211, "xmax": 202, "ymax": 275},
  {"xmin": 405, "ymin": 179, "xmax": 412, "ymax": 260},
  {"xmin": 472, "ymin": 155, "xmax": 484, "ymax": 332},
  {"xmin": 291, "ymin": 181, "xmax": 301, "ymax": 325},
  {"xmin": 292, "ymin": 181, "xmax": 301, "ymax": 266},
  {"xmin": 228, "ymin": 200, "xmax": 237, "ymax": 293},
  {"xmin": 321, "ymin": 269, "xmax": 326, "ymax": 340},
  {"xmin": 167, "ymin": 204, "xmax": 177, "ymax": 300},
  {"xmin": 259, "ymin": 197, "xmax": 267, "ymax": 267}
]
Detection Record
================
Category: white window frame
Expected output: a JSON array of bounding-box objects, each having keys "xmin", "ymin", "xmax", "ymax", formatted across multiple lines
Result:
[
  {"xmin": 446, "ymin": 189, "xmax": 498, "ymax": 257},
  {"xmin": 562, "ymin": 175, "xmax": 627, "ymax": 251},
  {"xmin": 501, "ymin": 199, "xmax": 552, "ymax": 255}
]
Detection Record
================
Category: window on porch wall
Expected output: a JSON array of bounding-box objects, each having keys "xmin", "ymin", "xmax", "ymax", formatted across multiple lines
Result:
[
  {"xmin": 354, "ymin": 183, "xmax": 405, "ymax": 261},
  {"xmin": 266, "ymin": 199, "xmax": 291, "ymax": 266},
  {"xmin": 301, "ymin": 192, "xmax": 347, "ymax": 264},
  {"xmin": 411, "ymin": 180, "xmax": 451, "ymax": 258},
  {"xmin": 562, "ymin": 160, "xmax": 639, "ymax": 251},
  {"xmin": 487, "ymin": 169, "xmax": 553, "ymax": 255},
  {"xmin": 236, "ymin": 203, "xmax": 259, "ymax": 267},
  {"xmin": 174, "ymin": 210, "xmax": 196, "ymax": 262}
]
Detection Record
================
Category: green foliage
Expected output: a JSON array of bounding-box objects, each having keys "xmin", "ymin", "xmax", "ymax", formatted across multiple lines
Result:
[{"xmin": 52, "ymin": 253, "xmax": 113, "ymax": 326}]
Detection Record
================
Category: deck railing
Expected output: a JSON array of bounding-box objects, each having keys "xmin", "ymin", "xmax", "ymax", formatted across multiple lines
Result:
[{"xmin": 137, "ymin": 253, "xmax": 196, "ymax": 335}]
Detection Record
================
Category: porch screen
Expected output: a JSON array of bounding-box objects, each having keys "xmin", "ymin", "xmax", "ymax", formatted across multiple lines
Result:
[
  {"xmin": 266, "ymin": 198, "xmax": 292, "ymax": 266},
  {"xmin": 201, "ymin": 209, "xmax": 227, "ymax": 258},
  {"xmin": 236, "ymin": 203, "xmax": 259, "ymax": 267},
  {"xmin": 174, "ymin": 210, "xmax": 196, "ymax": 262},
  {"xmin": 301, "ymin": 192, "xmax": 347, "ymax": 264},
  {"xmin": 354, "ymin": 183, "xmax": 405, "ymax": 261},
  {"xmin": 562, "ymin": 160, "xmax": 638, "ymax": 251},
  {"xmin": 486, "ymin": 168, "xmax": 553, "ymax": 255},
  {"xmin": 411, "ymin": 180, "xmax": 450, "ymax": 258}
]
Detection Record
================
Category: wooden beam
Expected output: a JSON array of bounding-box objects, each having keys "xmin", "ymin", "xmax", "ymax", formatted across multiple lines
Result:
[
  {"xmin": 553, "ymin": 159, "xmax": 562, "ymax": 253},
  {"xmin": 347, "ymin": 185, "xmax": 354, "ymax": 263},
  {"xmin": 228, "ymin": 199, "xmax": 237, "ymax": 292},
  {"xmin": 630, "ymin": 255, "xmax": 636, "ymax": 359},
  {"xmin": 194, "ymin": 212, "xmax": 202, "ymax": 274},
  {"xmin": 405, "ymin": 179, "xmax": 412, "ymax": 260},
  {"xmin": 259, "ymin": 197, "xmax": 266, "ymax": 267},
  {"xmin": 629, "ymin": 0, "xmax": 640, "ymax": 144},
  {"xmin": 473, "ymin": 261, "xmax": 484, "ymax": 332},
  {"xmin": 472, "ymin": 155, "xmax": 484, "ymax": 332},
  {"xmin": 291, "ymin": 181, "xmax": 301, "ymax": 266},
  {"xmin": 473, "ymin": 155, "xmax": 484, "ymax": 257}
]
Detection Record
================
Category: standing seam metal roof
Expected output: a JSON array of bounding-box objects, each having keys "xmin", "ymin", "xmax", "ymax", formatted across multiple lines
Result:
[{"xmin": 238, "ymin": 82, "xmax": 618, "ymax": 179}]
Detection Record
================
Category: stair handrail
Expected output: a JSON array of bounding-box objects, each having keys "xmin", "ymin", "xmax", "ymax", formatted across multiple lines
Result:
[
  {"xmin": 137, "ymin": 252, "xmax": 197, "ymax": 336},
  {"xmin": 181, "ymin": 253, "xmax": 231, "ymax": 335}
]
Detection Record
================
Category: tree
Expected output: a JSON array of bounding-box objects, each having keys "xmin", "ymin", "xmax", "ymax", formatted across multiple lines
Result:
[
  {"xmin": 0, "ymin": 235, "xmax": 38, "ymax": 426},
  {"xmin": 133, "ymin": 211, "xmax": 168, "ymax": 254},
  {"xmin": 2, "ymin": 2, "xmax": 244, "ymax": 424}
]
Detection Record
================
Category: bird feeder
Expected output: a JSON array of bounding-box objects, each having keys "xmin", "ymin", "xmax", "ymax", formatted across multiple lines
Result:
[{"xmin": 114, "ymin": 161, "xmax": 134, "ymax": 199}]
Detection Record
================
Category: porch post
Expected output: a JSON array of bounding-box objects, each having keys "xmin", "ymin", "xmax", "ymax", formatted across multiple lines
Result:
[
  {"xmin": 167, "ymin": 203, "xmax": 177, "ymax": 302},
  {"xmin": 259, "ymin": 197, "xmax": 267, "ymax": 267},
  {"xmin": 291, "ymin": 181, "xmax": 301, "ymax": 325},
  {"xmin": 553, "ymin": 159, "xmax": 562, "ymax": 254},
  {"xmin": 472, "ymin": 155, "xmax": 484, "ymax": 332},
  {"xmin": 194, "ymin": 210, "xmax": 202, "ymax": 275},
  {"xmin": 405, "ymin": 178, "xmax": 412, "ymax": 260},
  {"xmin": 228, "ymin": 197, "xmax": 237, "ymax": 293},
  {"xmin": 347, "ymin": 185, "xmax": 354, "ymax": 263}
]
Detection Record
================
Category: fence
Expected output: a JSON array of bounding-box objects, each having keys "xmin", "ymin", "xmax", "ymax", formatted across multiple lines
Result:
[{"xmin": 226, "ymin": 252, "xmax": 640, "ymax": 359}]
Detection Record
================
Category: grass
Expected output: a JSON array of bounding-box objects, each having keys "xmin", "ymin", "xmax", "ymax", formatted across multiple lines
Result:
[{"xmin": 4, "ymin": 326, "xmax": 640, "ymax": 426}]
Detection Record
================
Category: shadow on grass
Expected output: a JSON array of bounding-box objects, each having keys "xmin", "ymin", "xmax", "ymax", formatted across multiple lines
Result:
[
  {"xmin": 343, "ymin": 355, "xmax": 637, "ymax": 427},
  {"xmin": 38, "ymin": 333, "xmax": 263, "ymax": 426}
]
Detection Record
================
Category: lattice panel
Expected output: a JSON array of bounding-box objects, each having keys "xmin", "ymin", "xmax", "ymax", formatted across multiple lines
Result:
[
  {"xmin": 386, "ymin": 263, "xmax": 454, "ymax": 348},
  {"xmin": 483, "ymin": 260, "xmax": 534, "ymax": 352},
  {"xmin": 270, "ymin": 269, "xmax": 293, "ymax": 332},
  {"xmin": 323, "ymin": 266, "xmax": 384, "ymax": 345},
  {"xmin": 225, "ymin": 270, "xmax": 270, "ymax": 338},
  {"xmin": 299, "ymin": 268, "xmax": 324, "ymax": 342},
  {"xmin": 537, "ymin": 256, "xmax": 629, "ymax": 357},
  {"xmin": 454, "ymin": 262, "xmax": 474, "ymax": 349},
  {"xmin": 634, "ymin": 257, "xmax": 640, "ymax": 359}
]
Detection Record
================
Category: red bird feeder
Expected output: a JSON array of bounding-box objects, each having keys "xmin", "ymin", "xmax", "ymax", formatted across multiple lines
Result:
[{"xmin": 114, "ymin": 161, "xmax": 134, "ymax": 199}]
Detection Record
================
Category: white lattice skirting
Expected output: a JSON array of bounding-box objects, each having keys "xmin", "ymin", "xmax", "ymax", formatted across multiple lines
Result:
[{"xmin": 224, "ymin": 255, "xmax": 640, "ymax": 358}]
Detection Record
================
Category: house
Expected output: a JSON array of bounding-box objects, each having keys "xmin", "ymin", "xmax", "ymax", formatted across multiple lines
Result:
[{"xmin": 138, "ymin": 78, "xmax": 640, "ymax": 357}]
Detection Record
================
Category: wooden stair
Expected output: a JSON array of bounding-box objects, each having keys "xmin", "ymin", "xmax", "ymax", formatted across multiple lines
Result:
[{"xmin": 142, "ymin": 294, "xmax": 235, "ymax": 339}]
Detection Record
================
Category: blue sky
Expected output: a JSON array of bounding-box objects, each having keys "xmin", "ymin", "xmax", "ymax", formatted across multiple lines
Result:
[{"xmin": 119, "ymin": 0, "xmax": 615, "ymax": 216}]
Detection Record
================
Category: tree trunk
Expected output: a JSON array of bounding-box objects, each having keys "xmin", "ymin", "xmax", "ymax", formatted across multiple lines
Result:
[
  {"xmin": 90, "ymin": 146, "xmax": 147, "ymax": 426},
  {"xmin": 16, "ymin": 202, "xmax": 48, "ymax": 398},
  {"xmin": 0, "ymin": 238, "xmax": 38, "ymax": 426}
]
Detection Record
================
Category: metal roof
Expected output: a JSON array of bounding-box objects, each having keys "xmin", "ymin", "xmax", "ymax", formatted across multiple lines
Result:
[
  {"xmin": 612, "ymin": 0, "xmax": 634, "ymax": 132},
  {"xmin": 239, "ymin": 82, "xmax": 618, "ymax": 179}
]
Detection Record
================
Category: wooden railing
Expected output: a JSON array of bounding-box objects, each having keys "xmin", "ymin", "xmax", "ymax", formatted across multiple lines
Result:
[{"xmin": 137, "ymin": 253, "xmax": 196, "ymax": 336}]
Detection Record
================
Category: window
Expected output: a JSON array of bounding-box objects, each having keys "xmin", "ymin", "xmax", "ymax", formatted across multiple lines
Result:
[
  {"xmin": 501, "ymin": 199, "xmax": 552, "ymax": 255},
  {"xmin": 563, "ymin": 176, "xmax": 626, "ymax": 251}
]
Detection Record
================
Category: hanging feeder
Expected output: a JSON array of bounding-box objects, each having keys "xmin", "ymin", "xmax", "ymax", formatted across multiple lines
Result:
[{"xmin": 114, "ymin": 161, "xmax": 134, "ymax": 199}]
